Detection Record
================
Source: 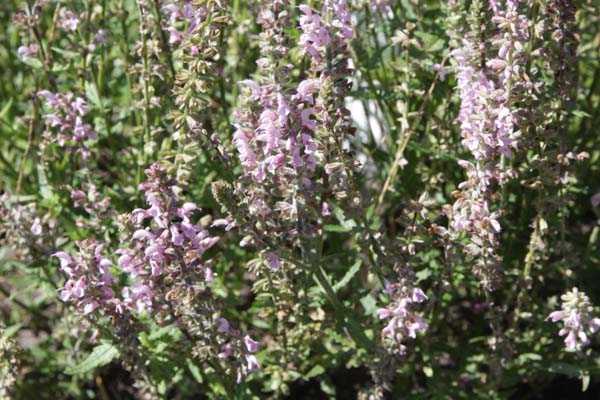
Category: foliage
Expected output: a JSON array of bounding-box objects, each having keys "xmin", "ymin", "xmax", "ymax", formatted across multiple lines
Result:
[{"xmin": 1, "ymin": 0, "xmax": 600, "ymax": 399}]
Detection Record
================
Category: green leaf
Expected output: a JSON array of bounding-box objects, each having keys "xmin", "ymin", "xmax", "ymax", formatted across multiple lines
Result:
[
  {"xmin": 51, "ymin": 46, "xmax": 81, "ymax": 59},
  {"xmin": 37, "ymin": 166, "xmax": 53, "ymax": 200},
  {"xmin": 1, "ymin": 323, "xmax": 22, "ymax": 338},
  {"xmin": 581, "ymin": 370, "xmax": 590, "ymax": 392},
  {"xmin": 65, "ymin": 343, "xmax": 119, "ymax": 375},
  {"xmin": 186, "ymin": 359, "xmax": 204, "ymax": 383},
  {"xmin": 320, "ymin": 378, "xmax": 336, "ymax": 398},
  {"xmin": 305, "ymin": 365, "xmax": 325, "ymax": 379},
  {"xmin": 415, "ymin": 268, "xmax": 432, "ymax": 283},
  {"xmin": 423, "ymin": 366, "xmax": 434, "ymax": 378},
  {"xmin": 548, "ymin": 362, "xmax": 580, "ymax": 378},
  {"xmin": 572, "ymin": 110, "xmax": 591, "ymax": 118},
  {"xmin": 333, "ymin": 259, "xmax": 362, "ymax": 293},
  {"xmin": 366, "ymin": 204, "xmax": 376, "ymax": 221},
  {"xmin": 23, "ymin": 58, "xmax": 43, "ymax": 69},
  {"xmin": 360, "ymin": 294, "xmax": 377, "ymax": 315},
  {"xmin": 149, "ymin": 325, "xmax": 178, "ymax": 341},
  {"xmin": 323, "ymin": 224, "xmax": 352, "ymax": 233},
  {"xmin": 0, "ymin": 98, "xmax": 12, "ymax": 120},
  {"xmin": 517, "ymin": 353, "xmax": 542, "ymax": 364},
  {"xmin": 85, "ymin": 81, "xmax": 102, "ymax": 110}
]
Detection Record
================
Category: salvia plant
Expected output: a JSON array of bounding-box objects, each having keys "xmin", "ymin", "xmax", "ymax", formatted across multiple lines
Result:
[{"xmin": 1, "ymin": 0, "xmax": 600, "ymax": 399}]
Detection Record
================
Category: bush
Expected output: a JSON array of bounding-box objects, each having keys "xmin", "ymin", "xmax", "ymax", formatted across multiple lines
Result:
[{"xmin": 1, "ymin": 0, "xmax": 600, "ymax": 398}]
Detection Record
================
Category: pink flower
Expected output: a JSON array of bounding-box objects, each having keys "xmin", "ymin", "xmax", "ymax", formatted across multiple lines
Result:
[
  {"xmin": 246, "ymin": 354, "xmax": 260, "ymax": 371},
  {"xmin": 547, "ymin": 288, "xmax": 600, "ymax": 351},
  {"xmin": 376, "ymin": 280, "xmax": 428, "ymax": 352},
  {"xmin": 297, "ymin": 79, "xmax": 320, "ymax": 103},
  {"xmin": 17, "ymin": 44, "xmax": 38, "ymax": 61},
  {"xmin": 244, "ymin": 336, "xmax": 260, "ymax": 353},
  {"xmin": 54, "ymin": 252, "xmax": 74, "ymax": 271},
  {"xmin": 321, "ymin": 201, "xmax": 333, "ymax": 217},
  {"xmin": 93, "ymin": 30, "xmax": 108, "ymax": 45},
  {"xmin": 56, "ymin": 240, "xmax": 121, "ymax": 315},
  {"xmin": 241, "ymin": 80, "xmax": 262, "ymax": 101},
  {"xmin": 218, "ymin": 343, "xmax": 233, "ymax": 359},
  {"xmin": 166, "ymin": 27, "xmax": 183, "ymax": 44},
  {"xmin": 217, "ymin": 318, "xmax": 230, "ymax": 333},
  {"xmin": 266, "ymin": 252, "xmax": 281, "ymax": 271},
  {"xmin": 58, "ymin": 10, "xmax": 79, "ymax": 31}
]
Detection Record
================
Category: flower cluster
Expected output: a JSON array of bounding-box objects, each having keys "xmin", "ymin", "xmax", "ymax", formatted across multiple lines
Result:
[
  {"xmin": 446, "ymin": 40, "xmax": 504, "ymax": 289},
  {"xmin": 231, "ymin": 1, "xmax": 317, "ymax": 242},
  {"xmin": 445, "ymin": 0, "xmax": 531, "ymax": 290},
  {"xmin": 216, "ymin": 318, "xmax": 261, "ymax": 383},
  {"xmin": 54, "ymin": 240, "xmax": 121, "ymax": 316},
  {"xmin": 66, "ymin": 183, "xmax": 114, "ymax": 219},
  {"xmin": 376, "ymin": 280, "xmax": 428, "ymax": 354},
  {"xmin": 17, "ymin": 43, "xmax": 38, "ymax": 61},
  {"xmin": 55, "ymin": 163, "xmax": 261, "ymax": 382},
  {"xmin": 117, "ymin": 163, "xmax": 219, "ymax": 312},
  {"xmin": 372, "ymin": 194, "xmax": 433, "ymax": 358},
  {"xmin": 489, "ymin": 0, "xmax": 530, "ymax": 94},
  {"xmin": 214, "ymin": 3, "xmax": 362, "ymax": 384},
  {"xmin": 0, "ymin": 194, "xmax": 55, "ymax": 264},
  {"xmin": 299, "ymin": 0, "xmax": 353, "ymax": 66},
  {"xmin": 228, "ymin": 0, "xmax": 357, "ymax": 258},
  {"xmin": 300, "ymin": 0, "xmax": 358, "ymax": 209},
  {"xmin": 234, "ymin": 76, "xmax": 319, "ymax": 185},
  {"xmin": 58, "ymin": 9, "xmax": 79, "ymax": 32},
  {"xmin": 547, "ymin": 288, "xmax": 600, "ymax": 351},
  {"xmin": 161, "ymin": 1, "xmax": 206, "ymax": 49},
  {"xmin": 120, "ymin": 164, "xmax": 260, "ymax": 380},
  {"xmin": 38, "ymin": 91, "xmax": 96, "ymax": 161},
  {"xmin": 13, "ymin": 2, "xmax": 42, "ymax": 62},
  {"xmin": 546, "ymin": 0, "xmax": 577, "ymax": 101}
]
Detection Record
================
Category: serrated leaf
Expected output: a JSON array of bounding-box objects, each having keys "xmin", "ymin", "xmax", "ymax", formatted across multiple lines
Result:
[
  {"xmin": 415, "ymin": 268, "xmax": 432, "ymax": 283},
  {"xmin": 85, "ymin": 81, "xmax": 102, "ymax": 110},
  {"xmin": 65, "ymin": 343, "xmax": 119, "ymax": 375},
  {"xmin": 149, "ymin": 325, "xmax": 177, "ymax": 341},
  {"xmin": 333, "ymin": 259, "xmax": 362, "ymax": 293}
]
